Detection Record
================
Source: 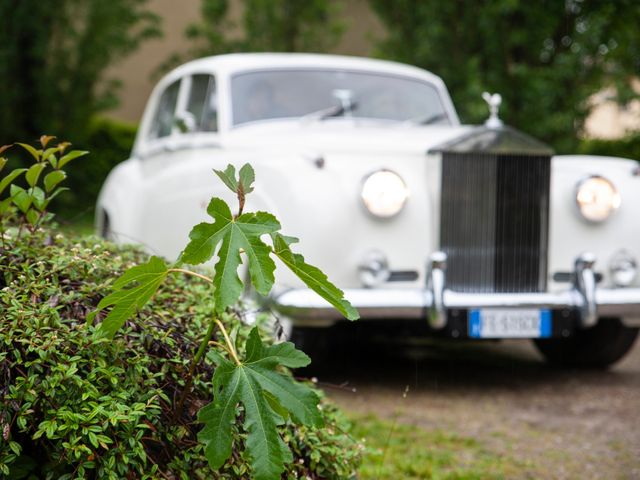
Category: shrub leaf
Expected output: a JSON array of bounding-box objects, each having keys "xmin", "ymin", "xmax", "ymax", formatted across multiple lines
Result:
[
  {"xmin": 16, "ymin": 142, "xmax": 41, "ymax": 161},
  {"xmin": 0, "ymin": 168, "xmax": 27, "ymax": 196},
  {"xmin": 58, "ymin": 150, "xmax": 89, "ymax": 169},
  {"xmin": 44, "ymin": 170, "xmax": 66, "ymax": 193},
  {"xmin": 10, "ymin": 185, "xmax": 32, "ymax": 213},
  {"xmin": 26, "ymin": 163, "xmax": 46, "ymax": 188}
]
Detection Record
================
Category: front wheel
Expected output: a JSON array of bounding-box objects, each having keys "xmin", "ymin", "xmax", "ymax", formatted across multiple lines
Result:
[{"xmin": 534, "ymin": 318, "xmax": 639, "ymax": 368}]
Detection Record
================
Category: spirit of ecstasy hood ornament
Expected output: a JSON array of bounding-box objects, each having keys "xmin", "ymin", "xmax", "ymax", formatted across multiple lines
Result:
[{"xmin": 482, "ymin": 91, "xmax": 503, "ymax": 129}]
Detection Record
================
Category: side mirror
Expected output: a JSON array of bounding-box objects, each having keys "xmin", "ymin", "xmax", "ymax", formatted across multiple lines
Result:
[{"xmin": 175, "ymin": 112, "xmax": 197, "ymax": 133}]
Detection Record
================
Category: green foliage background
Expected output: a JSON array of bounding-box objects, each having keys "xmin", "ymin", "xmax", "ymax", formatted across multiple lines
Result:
[
  {"xmin": 0, "ymin": 0, "xmax": 152, "ymax": 217},
  {"xmin": 0, "ymin": 0, "xmax": 159, "ymax": 145},
  {"xmin": 158, "ymin": 0, "xmax": 344, "ymax": 73},
  {"xmin": 369, "ymin": 0, "xmax": 640, "ymax": 153},
  {"xmin": 193, "ymin": 0, "xmax": 343, "ymax": 53},
  {"xmin": 579, "ymin": 132, "xmax": 640, "ymax": 161}
]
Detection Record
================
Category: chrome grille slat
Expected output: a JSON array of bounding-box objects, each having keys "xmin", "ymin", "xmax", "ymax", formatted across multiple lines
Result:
[{"xmin": 440, "ymin": 152, "xmax": 551, "ymax": 293}]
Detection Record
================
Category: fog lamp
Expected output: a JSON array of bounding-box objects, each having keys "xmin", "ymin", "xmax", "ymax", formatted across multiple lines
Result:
[
  {"xmin": 358, "ymin": 250, "xmax": 390, "ymax": 288},
  {"xmin": 609, "ymin": 250, "xmax": 637, "ymax": 287}
]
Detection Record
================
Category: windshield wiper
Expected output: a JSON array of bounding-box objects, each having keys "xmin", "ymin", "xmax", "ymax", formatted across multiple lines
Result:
[
  {"xmin": 404, "ymin": 112, "xmax": 448, "ymax": 126},
  {"xmin": 299, "ymin": 102, "xmax": 360, "ymax": 123},
  {"xmin": 300, "ymin": 104, "xmax": 348, "ymax": 122},
  {"xmin": 300, "ymin": 89, "xmax": 358, "ymax": 123}
]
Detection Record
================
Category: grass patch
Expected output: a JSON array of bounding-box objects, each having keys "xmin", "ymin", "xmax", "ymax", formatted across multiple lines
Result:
[{"xmin": 351, "ymin": 414, "xmax": 523, "ymax": 479}]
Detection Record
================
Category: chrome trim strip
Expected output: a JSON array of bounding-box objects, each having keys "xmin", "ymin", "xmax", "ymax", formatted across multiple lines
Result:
[{"xmin": 271, "ymin": 286, "xmax": 640, "ymax": 323}]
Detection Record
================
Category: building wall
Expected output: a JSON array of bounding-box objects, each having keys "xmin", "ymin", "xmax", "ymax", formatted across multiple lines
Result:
[
  {"xmin": 106, "ymin": 0, "xmax": 382, "ymax": 123},
  {"xmin": 584, "ymin": 83, "xmax": 640, "ymax": 140}
]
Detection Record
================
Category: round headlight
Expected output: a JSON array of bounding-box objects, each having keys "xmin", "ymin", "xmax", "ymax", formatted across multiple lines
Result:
[
  {"xmin": 361, "ymin": 170, "xmax": 409, "ymax": 218},
  {"xmin": 575, "ymin": 176, "xmax": 621, "ymax": 223}
]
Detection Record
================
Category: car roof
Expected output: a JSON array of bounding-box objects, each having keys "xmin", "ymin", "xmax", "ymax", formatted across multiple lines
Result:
[{"xmin": 171, "ymin": 52, "xmax": 447, "ymax": 87}]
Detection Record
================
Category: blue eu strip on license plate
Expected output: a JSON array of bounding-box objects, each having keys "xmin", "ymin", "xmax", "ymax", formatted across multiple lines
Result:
[{"xmin": 469, "ymin": 309, "xmax": 552, "ymax": 338}]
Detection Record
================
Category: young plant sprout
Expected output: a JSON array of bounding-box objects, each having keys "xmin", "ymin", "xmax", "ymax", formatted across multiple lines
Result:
[{"xmin": 89, "ymin": 163, "xmax": 358, "ymax": 479}]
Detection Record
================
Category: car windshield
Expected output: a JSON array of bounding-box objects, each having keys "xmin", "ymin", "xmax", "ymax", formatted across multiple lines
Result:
[{"xmin": 231, "ymin": 69, "xmax": 450, "ymax": 126}]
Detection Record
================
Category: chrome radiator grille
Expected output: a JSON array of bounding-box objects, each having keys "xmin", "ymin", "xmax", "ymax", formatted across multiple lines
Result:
[{"xmin": 440, "ymin": 152, "xmax": 551, "ymax": 293}]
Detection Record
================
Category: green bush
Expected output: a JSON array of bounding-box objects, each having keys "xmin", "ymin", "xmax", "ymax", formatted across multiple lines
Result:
[
  {"xmin": 578, "ymin": 132, "xmax": 640, "ymax": 162},
  {"xmin": 0, "ymin": 138, "xmax": 361, "ymax": 478},
  {"xmin": 0, "ymin": 230, "xmax": 361, "ymax": 478},
  {"xmin": 0, "ymin": 119, "xmax": 136, "ymax": 222}
]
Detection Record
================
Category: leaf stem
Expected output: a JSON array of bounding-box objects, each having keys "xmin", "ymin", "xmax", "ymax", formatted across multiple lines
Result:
[
  {"xmin": 215, "ymin": 318, "xmax": 242, "ymax": 366},
  {"xmin": 237, "ymin": 189, "xmax": 245, "ymax": 217},
  {"xmin": 169, "ymin": 268, "xmax": 213, "ymax": 283},
  {"xmin": 173, "ymin": 316, "xmax": 217, "ymax": 422},
  {"xmin": 209, "ymin": 339, "xmax": 234, "ymax": 356}
]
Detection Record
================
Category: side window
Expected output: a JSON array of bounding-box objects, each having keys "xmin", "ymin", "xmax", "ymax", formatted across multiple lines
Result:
[
  {"xmin": 149, "ymin": 80, "xmax": 180, "ymax": 139},
  {"xmin": 185, "ymin": 74, "xmax": 218, "ymax": 132}
]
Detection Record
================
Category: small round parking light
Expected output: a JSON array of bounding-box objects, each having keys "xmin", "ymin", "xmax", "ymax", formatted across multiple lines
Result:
[
  {"xmin": 609, "ymin": 250, "xmax": 637, "ymax": 287},
  {"xmin": 358, "ymin": 250, "xmax": 390, "ymax": 288},
  {"xmin": 575, "ymin": 176, "xmax": 621, "ymax": 223},
  {"xmin": 361, "ymin": 170, "xmax": 409, "ymax": 218}
]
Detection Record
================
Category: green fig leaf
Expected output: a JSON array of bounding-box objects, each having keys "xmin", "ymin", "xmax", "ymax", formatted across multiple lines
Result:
[
  {"xmin": 271, "ymin": 233, "xmax": 359, "ymax": 321},
  {"xmin": 198, "ymin": 327, "xmax": 321, "ymax": 480},
  {"xmin": 180, "ymin": 197, "xmax": 280, "ymax": 313},
  {"xmin": 213, "ymin": 164, "xmax": 238, "ymax": 193},
  {"xmin": 88, "ymin": 256, "xmax": 169, "ymax": 338}
]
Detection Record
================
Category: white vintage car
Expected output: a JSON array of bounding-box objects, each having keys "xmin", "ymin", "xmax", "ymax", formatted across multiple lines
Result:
[{"xmin": 97, "ymin": 53, "xmax": 640, "ymax": 367}]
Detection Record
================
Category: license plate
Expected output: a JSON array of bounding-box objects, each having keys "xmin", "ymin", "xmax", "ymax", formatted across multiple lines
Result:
[{"xmin": 468, "ymin": 309, "xmax": 551, "ymax": 338}]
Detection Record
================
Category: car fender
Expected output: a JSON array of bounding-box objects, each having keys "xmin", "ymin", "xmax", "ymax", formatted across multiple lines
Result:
[{"xmin": 549, "ymin": 154, "xmax": 640, "ymax": 289}]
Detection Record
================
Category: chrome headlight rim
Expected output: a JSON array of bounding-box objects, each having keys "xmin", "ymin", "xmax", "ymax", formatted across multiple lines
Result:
[
  {"xmin": 574, "ymin": 175, "xmax": 621, "ymax": 223},
  {"xmin": 360, "ymin": 169, "xmax": 409, "ymax": 219}
]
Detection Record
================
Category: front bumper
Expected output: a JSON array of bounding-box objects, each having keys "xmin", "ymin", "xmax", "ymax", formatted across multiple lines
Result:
[{"xmin": 271, "ymin": 252, "xmax": 640, "ymax": 330}]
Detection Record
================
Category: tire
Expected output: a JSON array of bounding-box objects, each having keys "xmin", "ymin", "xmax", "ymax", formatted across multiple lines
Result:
[
  {"xmin": 290, "ymin": 327, "xmax": 331, "ymax": 365},
  {"xmin": 534, "ymin": 318, "xmax": 639, "ymax": 368},
  {"xmin": 290, "ymin": 324, "xmax": 364, "ymax": 372},
  {"xmin": 100, "ymin": 212, "xmax": 115, "ymax": 242},
  {"xmin": 290, "ymin": 327, "xmax": 329, "ymax": 377}
]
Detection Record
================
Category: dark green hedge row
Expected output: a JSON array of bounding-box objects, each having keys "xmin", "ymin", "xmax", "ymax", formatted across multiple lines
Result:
[{"xmin": 578, "ymin": 132, "xmax": 640, "ymax": 162}]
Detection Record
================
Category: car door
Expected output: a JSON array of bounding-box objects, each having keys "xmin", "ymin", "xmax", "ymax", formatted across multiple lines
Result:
[{"xmin": 137, "ymin": 72, "xmax": 224, "ymax": 259}]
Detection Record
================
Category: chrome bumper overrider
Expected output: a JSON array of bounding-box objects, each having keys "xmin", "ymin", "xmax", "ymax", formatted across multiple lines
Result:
[{"xmin": 271, "ymin": 252, "xmax": 640, "ymax": 328}]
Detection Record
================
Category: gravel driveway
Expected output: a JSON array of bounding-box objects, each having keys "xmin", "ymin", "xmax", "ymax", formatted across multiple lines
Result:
[{"xmin": 312, "ymin": 332, "xmax": 640, "ymax": 479}]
